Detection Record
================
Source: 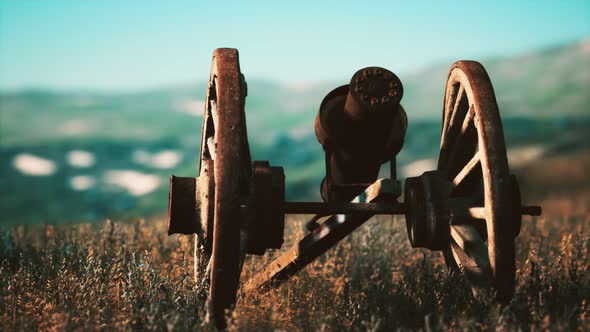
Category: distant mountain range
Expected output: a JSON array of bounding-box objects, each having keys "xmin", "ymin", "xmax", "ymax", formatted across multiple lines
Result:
[
  {"xmin": 1, "ymin": 39, "xmax": 588, "ymax": 224},
  {"xmin": 403, "ymin": 39, "xmax": 590, "ymax": 119},
  {"xmin": 2, "ymin": 40, "xmax": 588, "ymax": 146}
]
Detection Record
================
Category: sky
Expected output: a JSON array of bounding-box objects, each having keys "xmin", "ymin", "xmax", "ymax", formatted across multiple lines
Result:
[{"xmin": 1, "ymin": 0, "xmax": 589, "ymax": 91}]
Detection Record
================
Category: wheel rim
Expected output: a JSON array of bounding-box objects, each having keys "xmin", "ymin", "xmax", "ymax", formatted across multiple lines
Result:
[
  {"xmin": 198, "ymin": 48, "xmax": 250, "ymax": 328},
  {"xmin": 438, "ymin": 61, "xmax": 515, "ymax": 299}
]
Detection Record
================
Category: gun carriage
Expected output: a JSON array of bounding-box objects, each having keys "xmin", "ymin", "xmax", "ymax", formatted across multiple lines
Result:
[{"xmin": 167, "ymin": 48, "xmax": 541, "ymax": 328}]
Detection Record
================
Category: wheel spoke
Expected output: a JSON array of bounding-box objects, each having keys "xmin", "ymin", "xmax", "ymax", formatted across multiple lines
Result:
[
  {"xmin": 448, "ymin": 105, "xmax": 475, "ymax": 157},
  {"xmin": 445, "ymin": 100, "xmax": 472, "ymax": 169},
  {"xmin": 449, "ymin": 86, "xmax": 467, "ymax": 131},
  {"xmin": 459, "ymin": 105, "xmax": 475, "ymax": 138},
  {"xmin": 443, "ymin": 85, "xmax": 464, "ymax": 143},
  {"xmin": 449, "ymin": 224, "xmax": 491, "ymax": 284},
  {"xmin": 467, "ymin": 207, "xmax": 486, "ymax": 219},
  {"xmin": 452, "ymin": 151, "xmax": 481, "ymax": 189},
  {"xmin": 450, "ymin": 224, "xmax": 487, "ymax": 265},
  {"xmin": 441, "ymin": 84, "xmax": 461, "ymax": 144},
  {"xmin": 440, "ymin": 85, "xmax": 472, "ymax": 175},
  {"xmin": 449, "ymin": 215, "xmax": 486, "ymax": 228},
  {"xmin": 449, "ymin": 206, "xmax": 486, "ymax": 220}
]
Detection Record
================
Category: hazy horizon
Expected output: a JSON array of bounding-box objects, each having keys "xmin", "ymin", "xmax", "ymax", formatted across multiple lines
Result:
[
  {"xmin": 0, "ymin": 38, "xmax": 587, "ymax": 94},
  {"xmin": 1, "ymin": 1, "xmax": 589, "ymax": 91}
]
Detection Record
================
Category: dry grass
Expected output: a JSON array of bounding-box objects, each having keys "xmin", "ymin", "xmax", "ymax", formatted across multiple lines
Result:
[
  {"xmin": 0, "ymin": 209, "xmax": 588, "ymax": 331},
  {"xmin": 2, "ymin": 151, "xmax": 589, "ymax": 330}
]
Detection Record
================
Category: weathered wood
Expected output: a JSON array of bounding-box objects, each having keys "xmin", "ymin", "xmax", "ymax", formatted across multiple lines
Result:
[
  {"xmin": 209, "ymin": 98, "xmax": 219, "ymax": 132},
  {"xmin": 440, "ymin": 84, "xmax": 461, "ymax": 148},
  {"xmin": 449, "ymin": 224, "xmax": 491, "ymax": 285},
  {"xmin": 440, "ymin": 60, "xmax": 516, "ymax": 300},
  {"xmin": 448, "ymin": 85, "xmax": 468, "ymax": 136},
  {"xmin": 448, "ymin": 205, "xmax": 487, "ymax": 220},
  {"xmin": 245, "ymin": 179, "xmax": 399, "ymax": 292},
  {"xmin": 447, "ymin": 105, "xmax": 475, "ymax": 166},
  {"xmin": 205, "ymin": 48, "xmax": 249, "ymax": 329},
  {"xmin": 452, "ymin": 151, "xmax": 481, "ymax": 189},
  {"xmin": 206, "ymin": 137, "xmax": 217, "ymax": 161}
]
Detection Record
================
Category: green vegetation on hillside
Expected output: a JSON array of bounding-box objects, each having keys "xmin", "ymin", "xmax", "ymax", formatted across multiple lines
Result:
[{"xmin": 0, "ymin": 40, "xmax": 588, "ymax": 224}]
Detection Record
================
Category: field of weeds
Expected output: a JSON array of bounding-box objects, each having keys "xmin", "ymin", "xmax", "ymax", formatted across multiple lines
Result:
[
  {"xmin": 1, "ymin": 152, "xmax": 589, "ymax": 331},
  {"xmin": 1, "ymin": 207, "xmax": 588, "ymax": 330}
]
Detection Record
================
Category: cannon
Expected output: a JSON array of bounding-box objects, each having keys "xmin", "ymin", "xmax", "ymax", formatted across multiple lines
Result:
[{"xmin": 167, "ymin": 48, "xmax": 541, "ymax": 328}]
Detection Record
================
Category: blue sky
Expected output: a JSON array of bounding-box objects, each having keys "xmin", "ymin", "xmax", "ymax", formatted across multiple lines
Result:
[{"xmin": 1, "ymin": 1, "xmax": 589, "ymax": 90}]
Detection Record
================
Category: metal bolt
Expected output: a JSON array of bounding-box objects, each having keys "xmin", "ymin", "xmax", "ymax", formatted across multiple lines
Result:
[
  {"xmin": 384, "ymin": 72, "xmax": 392, "ymax": 79},
  {"xmin": 381, "ymin": 96, "xmax": 390, "ymax": 104},
  {"xmin": 388, "ymin": 90, "xmax": 397, "ymax": 97},
  {"xmin": 370, "ymin": 97, "xmax": 379, "ymax": 105},
  {"xmin": 355, "ymin": 85, "xmax": 363, "ymax": 93}
]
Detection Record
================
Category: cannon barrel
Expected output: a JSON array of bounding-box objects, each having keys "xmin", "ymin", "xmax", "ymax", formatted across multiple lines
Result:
[{"xmin": 315, "ymin": 67, "xmax": 407, "ymax": 202}]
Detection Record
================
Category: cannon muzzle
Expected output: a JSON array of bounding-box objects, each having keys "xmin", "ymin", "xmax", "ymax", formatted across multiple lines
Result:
[{"xmin": 315, "ymin": 67, "xmax": 407, "ymax": 202}]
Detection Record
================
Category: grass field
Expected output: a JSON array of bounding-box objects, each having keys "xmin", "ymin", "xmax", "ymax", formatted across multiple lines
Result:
[
  {"xmin": 0, "ymin": 39, "xmax": 588, "ymax": 330},
  {"xmin": 1, "ymin": 160, "xmax": 588, "ymax": 330}
]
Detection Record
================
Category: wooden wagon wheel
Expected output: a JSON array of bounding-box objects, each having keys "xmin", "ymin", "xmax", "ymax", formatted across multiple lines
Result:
[
  {"xmin": 196, "ymin": 48, "xmax": 251, "ymax": 328},
  {"xmin": 437, "ymin": 61, "xmax": 516, "ymax": 300}
]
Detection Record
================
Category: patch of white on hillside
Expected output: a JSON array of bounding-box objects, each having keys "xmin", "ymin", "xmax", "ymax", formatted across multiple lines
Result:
[
  {"xmin": 151, "ymin": 150, "xmax": 182, "ymax": 169},
  {"xmin": 508, "ymin": 145, "xmax": 544, "ymax": 168},
  {"xmin": 132, "ymin": 150, "xmax": 183, "ymax": 169},
  {"xmin": 174, "ymin": 98, "xmax": 205, "ymax": 116},
  {"xmin": 13, "ymin": 154, "xmax": 57, "ymax": 176},
  {"xmin": 70, "ymin": 175, "xmax": 95, "ymax": 191},
  {"xmin": 105, "ymin": 170, "xmax": 160, "ymax": 196},
  {"xmin": 67, "ymin": 150, "xmax": 95, "ymax": 168}
]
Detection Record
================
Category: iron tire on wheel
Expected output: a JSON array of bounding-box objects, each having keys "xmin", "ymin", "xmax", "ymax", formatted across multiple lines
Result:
[
  {"xmin": 438, "ymin": 61, "xmax": 516, "ymax": 300},
  {"xmin": 196, "ymin": 48, "xmax": 250, "ymax": 328}
]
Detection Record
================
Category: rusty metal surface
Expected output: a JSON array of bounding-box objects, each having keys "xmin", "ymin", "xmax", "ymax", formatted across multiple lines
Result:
[
  {"xmin": 167, "ymin": 176, "xmax": 199, "ymax": 235},
  {"xmin": 245, "ymin": 179, "xmax": 400, "ymax": 292},
  {"xmin": 245, "ymin": 161, "xmax": 285, "ymax": 255},
  {"xmin": 438, "ymin": 60, "xmax": 517, "ymax": 300},
  {"xmin": 284, "ymin": 200, "xmax": 404, "ymax": 215},
  {"xmin": 314, "ymin": 67, "xmax": 407, "ymax": 202},
  {"xmin": 164, "ymin": 47, "xmax": 545, "ymax": 320},
  {"xmin": 204, "ymin": 48, "xmax": 249, "ymax": 329},
  {"xmin": 344, "ymin": 67, "xmax": 404, "ymax": 119},
  {"xmin": 404, "ymin": 171, "xmax": 451, "ymax": 250},
  {"xmin": 196, "ymin": 159, "xmax": 215, "ymax": 253}
]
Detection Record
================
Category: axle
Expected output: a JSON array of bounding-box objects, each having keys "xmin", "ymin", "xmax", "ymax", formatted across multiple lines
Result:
[
  {"xmin": 283, "ymin": 201, "xmax": 407, "ymax": 215},
  {"xmin": 245, "ymin": 178, "xmax": 541, "ymax": 292},
  {"xmin": 281, "ymin": 201, "xmax": 541, "ymax": 217}
]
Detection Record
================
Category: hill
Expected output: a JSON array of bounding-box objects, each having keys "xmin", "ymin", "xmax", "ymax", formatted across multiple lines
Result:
[
  {"xmin": 0, "ymin": 40, "xmax": 588, "ymax": 224},
  {"xmin": 403, "ymin": 39, "xmax": 590, "ymax": 119}
]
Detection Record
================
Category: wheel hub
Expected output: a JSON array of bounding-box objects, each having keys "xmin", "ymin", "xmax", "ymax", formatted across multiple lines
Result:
[
  {"xmin": 244, "ymin": 161, "xmax": 285, "ymax": 255},
  {"xmin": 404, "ymin": 171, "xmax": 451, "ymax": 251}
]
